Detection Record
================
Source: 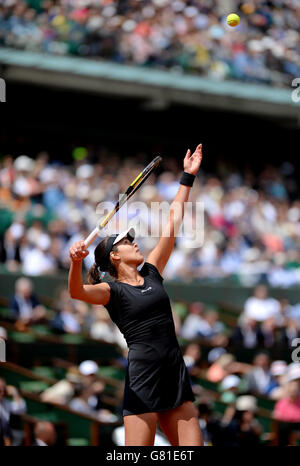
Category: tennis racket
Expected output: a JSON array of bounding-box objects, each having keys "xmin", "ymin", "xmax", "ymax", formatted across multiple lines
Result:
[{"xmin": 84, "ymin": 155, "xmax": 163, "ymax": 247}]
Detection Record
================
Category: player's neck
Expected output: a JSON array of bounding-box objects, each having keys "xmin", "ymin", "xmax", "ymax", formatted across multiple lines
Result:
[{"xmin": 117, "ymin": 263, "xmax": 142, "ymax": 285}]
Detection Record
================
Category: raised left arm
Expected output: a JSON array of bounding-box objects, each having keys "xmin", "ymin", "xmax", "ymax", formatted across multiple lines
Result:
[{"xmin": 146, "ymin": 144, "xmax": 203, "ymax": 275}]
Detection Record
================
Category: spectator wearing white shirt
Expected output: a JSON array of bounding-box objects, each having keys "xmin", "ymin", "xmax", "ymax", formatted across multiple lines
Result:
[
  {"xmin": 243, "ymin": 285, "xmax": 280, "ymax": 323},
  {"xmin": 180, "ymin": 302, "xmax": 205, "ymax": 340},
  {"xmin": 22, "ymin": 234, "xmax": 56, "ymax": 276}
]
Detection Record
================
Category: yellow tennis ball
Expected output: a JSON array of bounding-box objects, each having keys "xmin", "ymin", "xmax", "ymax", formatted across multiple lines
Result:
[{"xmin": 227, "ymin": 13, "xmax": 240, "ymax": 27}]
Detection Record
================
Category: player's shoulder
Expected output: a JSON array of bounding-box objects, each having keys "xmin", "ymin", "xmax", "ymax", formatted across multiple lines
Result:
[
  {"xmin": 141, "ymin": 261, "xmax": 164, "ymax": 282},
  {"xmin": 93, "ymin": 281, "xmax": 111, "ymax": 291}
]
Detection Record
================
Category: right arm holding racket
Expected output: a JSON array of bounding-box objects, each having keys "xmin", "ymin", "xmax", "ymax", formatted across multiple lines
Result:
[
  {"xmin": 68, "ymin": 156, "xmax": 162, "ymax": 304},
  {"xmin": 146, "ymin": 144, "xmax": 203, "ymax": 275}
]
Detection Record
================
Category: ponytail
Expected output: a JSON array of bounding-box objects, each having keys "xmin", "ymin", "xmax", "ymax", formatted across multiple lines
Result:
[
  {"xmin": 86, "ymin": 263, "xmax": 102, "ymax": 285},
  {"xmin": 86, "ymin": 236, "xmax": 119, "ymax": 285}
]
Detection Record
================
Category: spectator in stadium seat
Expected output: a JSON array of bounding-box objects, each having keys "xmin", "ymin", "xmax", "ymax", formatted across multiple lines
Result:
[
  {"xmin": 41, "ymin": 366, "xmax": 81, "ymax": 405},
  {"xmin": 196, "ymin": 399, "xmax": 222, "ymax": 447},
  {"xmin": 230, "ymin": 316, "xmax": 264, "ymax": 349},
  {"xmin": 10, "ymin": 277, "xmax": 47, "ymax": 324},
  {"xmin": 0, "ymin": 378, "xmax": 26, "ymax": 446},
  {"xmin": 244, "ymin": 351, "xmax": 272, "ymax": 396},
  {"xmin": 1, "ymin": 220, "xmax": 23, "ymax": 271},
  {"xmin": 51, "ymin": 299, "xmax": 81, "ymax": 334},
  {"xmin": 220, "ymin": 396, "xmax": 263, "ymax": 446},
  {"xmin": 243, "ymin": 285, "xmax": 281, "ymax": 323},
  {"xmin": 180, "ymin": 302, "xmax": 205, "ymax": 340},
  {"xmin": 266, "ymin": 360, "xmax": 288, "ymax": 400},
  {"xmin": 273, "ymin": 365, "xmax": 300, "ymax": 445},
  {"xmin": 33, "ymin": 421, "xmax": 57, "ymax": 446},
  {"xmin": 194, "ymin": 310, "xmax": 226, "ymax": 343},
  {"xmin": 260, "ymin": 317, "xmax": 277, "ymax": 348},
  {"xmin": 273, "ymin": 380, "xmax": 300, "ymax": 423},
  {"xmin": 22, "ymin": 233, "xmax": 56, "ymax": 276},
  {"xmin": 220, "ymin": 375, "xmax": 241, "ymax": 404},
  {"xmin": 278, "ymin": 318, "xmax": 300, "ymax": 347},
  {"xmin": 69, "ymin": 383, "xmax": 118, "ymax": 423}
]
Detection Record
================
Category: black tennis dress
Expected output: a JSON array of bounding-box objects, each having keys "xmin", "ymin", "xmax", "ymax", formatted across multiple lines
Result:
[{"xmin": 104, "ymin": 261, "xmax": 195, "ymax": 417}]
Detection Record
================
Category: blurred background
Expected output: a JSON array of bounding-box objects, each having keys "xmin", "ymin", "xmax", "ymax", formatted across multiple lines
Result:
[{"xmin": 1, "ymin": 0, "xmax": 300, "ymax": 447}]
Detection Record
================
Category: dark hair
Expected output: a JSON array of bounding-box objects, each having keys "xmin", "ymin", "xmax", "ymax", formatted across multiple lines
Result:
[{"xmin": 86, "ymin": 236, "xmax": 119, "ymax": 285}]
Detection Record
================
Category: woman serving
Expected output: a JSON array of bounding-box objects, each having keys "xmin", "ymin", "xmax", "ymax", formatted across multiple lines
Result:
[{"xmin": 68, "ymin": 144, "xmax": 204, "ymax": 446}]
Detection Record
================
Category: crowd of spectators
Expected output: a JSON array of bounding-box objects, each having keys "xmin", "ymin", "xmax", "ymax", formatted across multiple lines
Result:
[
  {"xmin": 0, "ymin": 0, "xmax": 300, "ymax": 87},
  {"xmin": 1, "ymin": 149, "xmax": 300, "ymax": 287},
  {"xmin": 1, "ymin": 147, "xmax": 300, "ymax": 445},
  {"xmin": 3, "ymin": 274, "xmax": 300, "ymax": 444},
  {"xmin": 194, "ymin": 350, "xmax": 300, "ymax": 445},
  {"xmin": 0, "ymin": 377, "xmax": 27, "ymax": 446},
  {"xmin": 4, "ymin": 272, "xmax": 300, "ymax": 445}
]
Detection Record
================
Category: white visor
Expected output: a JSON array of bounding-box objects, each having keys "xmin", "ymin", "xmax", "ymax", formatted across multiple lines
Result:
[{"xmin": 113, "ymin": 227, "xmax": 135, "ymax": 245}]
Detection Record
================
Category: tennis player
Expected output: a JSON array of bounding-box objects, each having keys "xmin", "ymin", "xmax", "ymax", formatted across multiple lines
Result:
[{"xmin": 68, "ymin": 144, "xmax": 204, "ymax": 446}]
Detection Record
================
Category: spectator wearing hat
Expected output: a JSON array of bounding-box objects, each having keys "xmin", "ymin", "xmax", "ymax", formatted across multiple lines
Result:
[
  {"xmin": 78, "ymin": 360, "xmax": 99, "ymax": 380},
  {"xmin": 266, "ymin": 361, "xmax": 288, "ymax": 400},
  {"xmin": 220, "ymin": 375, "xmax": 241, "ymax": 404},
  {"xmin": 220, "ymin": 396, "xmax": 263, "ymax": 446},
  {"xmin": 12, "ymin": 155, "xmax": 38, "ymax": 199},
  {"xmin": 77, "ymin": 360, "xmax": 108, "ymax": 413}
]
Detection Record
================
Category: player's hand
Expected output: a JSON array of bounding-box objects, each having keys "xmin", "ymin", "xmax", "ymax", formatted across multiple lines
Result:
[
  {"xmin": 184, "ymin": 143, "xmax": 203, "ymax": 175},
  {"xmin": 69, "ymin": 241, "xmax": 89, "ymax": 262}
]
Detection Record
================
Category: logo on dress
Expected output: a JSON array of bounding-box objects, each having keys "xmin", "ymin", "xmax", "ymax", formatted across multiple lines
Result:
[{"xmin": 141, "ymin": 286, "xmax": 152, "ymax": 294}]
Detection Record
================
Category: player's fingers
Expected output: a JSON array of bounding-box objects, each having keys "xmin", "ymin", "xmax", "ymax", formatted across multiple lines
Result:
[{"xmin": 185, "ymin": 149, "xmax": 191, "ymax": 158}]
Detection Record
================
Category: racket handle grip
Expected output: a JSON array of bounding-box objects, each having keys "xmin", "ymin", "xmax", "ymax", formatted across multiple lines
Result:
[{"xmin": 84, "ymin": 228, "xmax": 100, "ymax": 248}]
